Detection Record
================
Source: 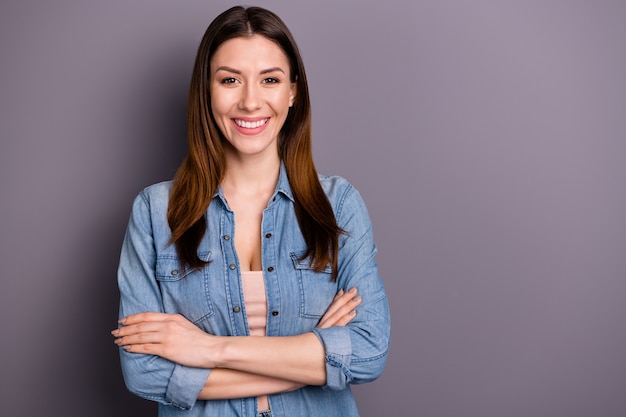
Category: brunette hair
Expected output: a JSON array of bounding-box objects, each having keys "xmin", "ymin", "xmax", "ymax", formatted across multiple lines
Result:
[{"xmin": 167, "ymin": 6, "xmax": 343, "ymax": 279}]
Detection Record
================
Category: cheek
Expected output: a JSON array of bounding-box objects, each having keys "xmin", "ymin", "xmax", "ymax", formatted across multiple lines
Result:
[
  {"xmin": 209, "ymin": 86, "xmax": 234, "ymax": 116},
  {"xmin": 210, "ymin": 96, "xmax": 225, "ymax": 117},
  {"xmin": 210, "ymin": 100, "xmax": 234, "ymax": 136},
  {"xmin": 209, "ymin": 103, "xmax": 230, "ymax": 139},
  {"xmin": 209, "ymin": 105, "xmax": 223, "ymax": 129},
  {"xmin": 269, "ymin": 90, "xmax": 293, "ymax": 113}
]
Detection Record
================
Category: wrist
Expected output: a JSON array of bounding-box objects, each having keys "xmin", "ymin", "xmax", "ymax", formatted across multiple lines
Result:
[
  {"xmin": 202, "ymin": 334, "xmax": 227, "ymax": 369},
  {"xmin": 214, "ymin": 335, "xmax": 254, "ymax": 370}
]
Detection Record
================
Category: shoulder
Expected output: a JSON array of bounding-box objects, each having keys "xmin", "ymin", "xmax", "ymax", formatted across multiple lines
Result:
[
  {"xmin": 129, "ymin": 180, "xmax": 173, "ymax": 218},
  {"xmin": 125, "ymin": 181, "xmax": 174, "ymax": 241},
  {"xmin": 317, "ymin": 174, "xmax": 368, "ymax": 220},
  {"xmin": 318, "ymin": 174, "xmax": 352, "ymax": 203},
  {"xmin": 135, "ymin": 181, "xmax": 173, "ymax": 205}
]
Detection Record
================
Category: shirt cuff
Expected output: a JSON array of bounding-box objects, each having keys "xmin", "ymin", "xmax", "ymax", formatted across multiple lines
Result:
[
  {"xmin": 165, "ymin": 364, "xmax": 211, "ymax": 410},
  {"xmin": 312, "ymin": 327, "xmax": 353, "ymax": 390}
]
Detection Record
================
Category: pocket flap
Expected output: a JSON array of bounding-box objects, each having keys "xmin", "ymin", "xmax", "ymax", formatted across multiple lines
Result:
[
  {"xmin": 156, "ymin": 252, "xmax": 211, "ymax": 281},
  {"xmin": 289, "ymin": 251, "xmax": 332, "ymax": 274}
]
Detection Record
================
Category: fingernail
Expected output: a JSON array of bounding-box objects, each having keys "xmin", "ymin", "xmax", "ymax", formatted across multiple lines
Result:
[
  {"xmin": 111, "ymin": 329, "xmax": 119, "ymax": 336},
  {"xmin": 338, "ymin": 289, "xmax": 344, "ymax": 296},
  {"xmin": 118, "ymin": 317, "xmax": 126, "ymax": 324},
  {"xmin": 349, "ymin": 287, "xmax": 357, "ymax": 294}
]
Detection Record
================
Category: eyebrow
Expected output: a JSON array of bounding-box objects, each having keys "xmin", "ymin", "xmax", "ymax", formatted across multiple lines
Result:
[{"xmin": 214, "ymin": 66, "xmax": 286, "ymax": 75}]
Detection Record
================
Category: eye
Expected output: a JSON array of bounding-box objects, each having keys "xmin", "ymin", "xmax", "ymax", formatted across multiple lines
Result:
[
  {"xmin": 220, "ymin": 77, "xmax": 238, "ymax": 84},
  {"xmin": 262, "ymin": 77, "xmax": 280, "ymax": 84}
]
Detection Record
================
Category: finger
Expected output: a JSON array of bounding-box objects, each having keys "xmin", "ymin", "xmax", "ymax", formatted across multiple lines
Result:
[
  {"xmin": 318, "ymin": 291, "xmax": 359, "ymax": 327},
  {"xmin": 322, "ymin": 287, "xmax": 358, "ymax": 319},
  {"xmin": 112, "ymin": 320, "xmax": 169, "ymax": 338},
  {"xmin": 333, "ymin": 309, "xmax": 357, "ymax": 327},
  {"xmin": 317, "ymin": 309, "xmax": 355, "ymax": 329},
  {"xmin": 119, "ymin": 311, "xmax": 170, "ymax": 325},
  {"xmin": 322, "ymin": 289, "xmax": 346, "ymax": 316},
  {"xmin": 330, "ymin": 296, "xmax": 361, "ymax": 325},
  {"xmin": 331, "ymin": 295, "xmax": 361, "ymax": 323},
  {"xmin": 114, "ymin": 326, "xmax": 167, "ymax": 347},
  {"xmin": 326, "ymin": 292, "xmax": 361, "ymax": 321},
  {"xmin": 121, "ymin": 342, "xmax": 164, "ymax": 356},
  {"xmin": 318, "ymin": 295, "xmax": 362, "ymax": 328}
]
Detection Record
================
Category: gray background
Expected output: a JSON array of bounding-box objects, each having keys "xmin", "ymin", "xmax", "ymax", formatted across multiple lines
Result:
[{"xmin": 1, "ymin": 1, "xmax": 625, "ymax": 416}]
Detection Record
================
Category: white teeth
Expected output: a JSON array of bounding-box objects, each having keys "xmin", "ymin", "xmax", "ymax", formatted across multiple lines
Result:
[{"xmin": 235, "ymin": 118, "xmax": 268, "ymax": 129}]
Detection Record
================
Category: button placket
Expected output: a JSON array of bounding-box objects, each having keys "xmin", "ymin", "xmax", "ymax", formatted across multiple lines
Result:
[
  {"xmin": 221, "ymin": 210, "xmax": 246, "ymax": 333},
  {"xmin": 261, "ymin": 206, "xmax": 280, "ymax": 336}
]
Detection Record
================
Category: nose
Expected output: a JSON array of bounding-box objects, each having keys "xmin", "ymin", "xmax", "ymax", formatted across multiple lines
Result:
[{"xmin": 238, "ymin": 83, "xmax": 262, "ymax": 111}]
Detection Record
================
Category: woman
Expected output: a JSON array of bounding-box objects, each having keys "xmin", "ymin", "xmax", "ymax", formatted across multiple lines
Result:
[{"xmin": 112, "ymin": 6, "xmax": 390, "ymax": 417}]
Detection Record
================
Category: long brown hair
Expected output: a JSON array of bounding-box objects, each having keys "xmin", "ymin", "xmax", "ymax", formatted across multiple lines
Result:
[{"xmin": 167, "ymin": 6, "xmax": 343, "ymax": 279}]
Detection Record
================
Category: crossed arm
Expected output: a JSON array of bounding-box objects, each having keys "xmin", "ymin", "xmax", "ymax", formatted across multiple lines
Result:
[{"xmin": 112, "ymin": 288, "xmax": 361, "ymax": 400}]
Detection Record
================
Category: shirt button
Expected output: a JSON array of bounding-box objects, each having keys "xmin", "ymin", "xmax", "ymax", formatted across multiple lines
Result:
[
  {"xmin": 171, "ymin": 270, "xmax": 179, "ymax": 276},
  {"xmin": 271, "ymin": 311, "xmax": 279, "ymax": 316},
  {"xmin": 229, "ymin": 264, "xmax": 236, "ymax": 270},
  {"xmin": 233, "ymin": 306, "xmax": 241, "ymax": 313},
  {"xmin": 267, "ymin": 266, "xmax": 274, "ymax": 272},
  {"xmin": 265, "ymin": 233, "xmax": 272, "ymax": 239},
  {"xmin": 224, "ymin": 235, "xmax": 230, "ymax": 241}
]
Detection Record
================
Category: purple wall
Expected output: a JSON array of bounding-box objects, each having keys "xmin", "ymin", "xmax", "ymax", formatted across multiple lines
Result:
[{"xmin": 1, "ymin": 1, "xmax": 625, "ymax": 416}]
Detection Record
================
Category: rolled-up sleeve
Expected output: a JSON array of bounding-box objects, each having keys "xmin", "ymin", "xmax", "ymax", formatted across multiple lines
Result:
[
  {"xmin": 117, "ymin": 191, "xmax": 211, "ymax": 410},
  {"xmin": 312, "ymin": 184, "xmax": 391, "ymax": 390}
]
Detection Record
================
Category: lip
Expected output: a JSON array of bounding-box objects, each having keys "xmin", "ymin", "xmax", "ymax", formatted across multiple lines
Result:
[{"xmin": 231, "ymin": 117, "xmax": 270, "ymax": 135}]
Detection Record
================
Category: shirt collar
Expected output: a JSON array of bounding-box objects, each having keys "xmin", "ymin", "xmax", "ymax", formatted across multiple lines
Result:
[
  {"xmin": 273, "ymin": 162, "xmax": 295, "ymax": 203},
  {"xmin": 212, "ymin": 162, "xmax": 295, "ymax": 208}
]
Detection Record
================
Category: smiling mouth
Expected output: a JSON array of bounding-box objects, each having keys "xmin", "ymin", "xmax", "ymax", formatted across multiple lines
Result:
[{"xmin": 233, "ymin": 118, "xmax": 269, "ymax": 129}]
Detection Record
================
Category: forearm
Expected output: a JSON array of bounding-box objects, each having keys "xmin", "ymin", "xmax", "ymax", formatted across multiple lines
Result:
[
  {"xmin": 199, "ymin": 368, "xmax": 304, "ymax": 400},
  {"xmin": 213, "ymin": 332, "xmax": 326, "ymax": 386},
  {"xmin": 114, "ymin": 291, "xmax": 361, "ymax": 394}
]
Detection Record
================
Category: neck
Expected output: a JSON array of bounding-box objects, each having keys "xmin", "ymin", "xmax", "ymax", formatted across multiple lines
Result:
[{"xmin": 222, "ymin": 152, "xmax": 281, "ymax": 197}]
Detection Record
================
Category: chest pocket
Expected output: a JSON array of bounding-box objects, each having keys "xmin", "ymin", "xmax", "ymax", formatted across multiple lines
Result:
[
  {"xmin": 290, "ymin": 251, "xmax": 338, "ymax": 319},
  {"xmin": 155, "ymin": 252, "xmax": 214, "ymax": 323}
]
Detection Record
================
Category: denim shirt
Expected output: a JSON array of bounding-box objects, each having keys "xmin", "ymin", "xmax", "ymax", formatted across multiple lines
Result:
[{"xmin": 117, "ymin": 165, "xmax": 391, "ymax": 417}]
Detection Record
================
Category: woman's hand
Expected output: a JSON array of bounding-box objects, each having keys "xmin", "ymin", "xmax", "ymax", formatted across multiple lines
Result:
[
  {"xmin": 112, "ymin": 312, "xmax": 216, "ymax": 368},
  {"xmin": 317, "ymin": 287, "xmax": 361, "ymax": 329}
]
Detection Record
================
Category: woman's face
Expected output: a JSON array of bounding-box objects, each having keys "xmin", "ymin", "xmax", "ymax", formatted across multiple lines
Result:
[{"xmin": 210, "ymin": 35, "xmax": 296, "ymax": 160}]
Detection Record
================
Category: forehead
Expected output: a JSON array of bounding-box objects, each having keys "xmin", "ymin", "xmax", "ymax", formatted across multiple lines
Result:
[{"xmin": 211, "ymin": 35, "xmax": 290, "ymax": 73}]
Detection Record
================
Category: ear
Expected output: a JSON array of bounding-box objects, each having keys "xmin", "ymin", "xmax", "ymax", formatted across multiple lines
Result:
[{"xmin": 289, "ymin": 82, "xmax": 297, "ymax": 107}]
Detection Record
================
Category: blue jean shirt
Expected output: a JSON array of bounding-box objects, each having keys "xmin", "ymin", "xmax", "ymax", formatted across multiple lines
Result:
[{"xmin": 117, "ymin": 165, "xmax": 391, "ymax": 417}]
